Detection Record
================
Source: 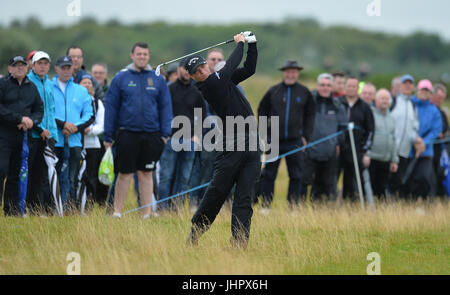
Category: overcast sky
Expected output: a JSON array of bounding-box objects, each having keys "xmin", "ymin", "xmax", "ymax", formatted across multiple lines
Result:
[{"xmin": 2, "ymin": 0, "xmax": 449, "ymax": 40}]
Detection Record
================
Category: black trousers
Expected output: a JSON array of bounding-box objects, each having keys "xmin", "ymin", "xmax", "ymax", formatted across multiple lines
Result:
[
  {"xmin": 404, "ymin": 157, "xmax": 435, "ymax": 200},
  {"xmin": 27, "ymin": 138, "xmax": 52, "ymax": 214},
  {"xmin": 0, "ymin": 131, "xmax": 23, "ymax": 216},
  {"xmin": 339, "ymin": 151, "xmax": 364, "ymax": 201},
  {"xmin": 388, "ymin": 156, "xmax": 409, "ymax": 199},
  {"xmin": 191, "ymin": 149, "xmax": 261, "ymax": 246},
  {"xmin": 85, "ymin": 148, "xmax": 109, "ymax": 206},
  {"xmin": 369, "ymin": 159, "xmax": 390, "ymax": 198},
  {"xmin": 301, "ymin": 156, "xmax": 337, "ymax": 201},
  {"xmin": 260, "ymin": 139, "xmax": 304, "ymax": 208}
]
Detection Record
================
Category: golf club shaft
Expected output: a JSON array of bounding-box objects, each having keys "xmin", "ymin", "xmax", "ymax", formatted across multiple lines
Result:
[{"xmin": 159, "ymin": 39, "xmax": 234, "ymax": 68}]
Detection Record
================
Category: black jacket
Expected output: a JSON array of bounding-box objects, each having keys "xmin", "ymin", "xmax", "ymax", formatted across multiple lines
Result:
[
  {"xmin": 0, "ymin": 75, "xmax": 44, "ymax": 135},
  {"xmin": 307, "ymin": 93, "xmax": 347, "ymax": 161},
  {"xmin": 258, "ymin": 81, "xmax": 315, "ymax": 142},
  {"xmin": 169, "ymin": 78, "xmax": 206, "ymax": 136},
  {"xmin": 338, "ymin": 96, "xmax": 374, "ymax": 158},
  {"xmin": 196, "ymin": 42, "xmax": 257, "ymax": 140}
]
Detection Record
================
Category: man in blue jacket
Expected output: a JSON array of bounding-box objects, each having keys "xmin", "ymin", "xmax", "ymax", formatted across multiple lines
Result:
[
  {"xmin": 52, "ymin": 56, "xmax": 93, "ymax": 210},
  {"xmin": 406, "ymin": 79, "xmax": 442, "ymax": 199},
  {"xmin": 27, "ymin": 51, "xmax": 59, "ymax": 215},
  {"xmin": 104, "ymin": 42, "xmax": 173, "ymax": 219}
]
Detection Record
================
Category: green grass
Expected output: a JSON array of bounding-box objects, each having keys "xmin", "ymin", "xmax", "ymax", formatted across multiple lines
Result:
[
  {"xmin": 1, "ymin": 160, "xmax": 449, "ymax": 275},
  {"xmin": 1, "ymin": 75, "xmax": 449, "ymax": 275}
]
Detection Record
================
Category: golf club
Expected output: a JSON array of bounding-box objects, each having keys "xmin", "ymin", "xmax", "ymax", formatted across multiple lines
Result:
[{"xmin": 155, "ymin": 38, "xmax": 234, "ymax": 76}]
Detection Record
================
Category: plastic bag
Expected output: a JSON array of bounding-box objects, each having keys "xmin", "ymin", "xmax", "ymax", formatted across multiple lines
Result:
[{"xmin": 98, "ymin": 148, "xmax": 114, "ymax": 185}]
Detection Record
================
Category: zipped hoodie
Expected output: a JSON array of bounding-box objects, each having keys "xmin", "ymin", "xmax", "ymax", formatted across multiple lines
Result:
[
  {"xmin": 104, "ymin": 64, "xmax": 173, "ymax": 142},
  {"xmin": 390, "ymin": 93, "xmax": 419, "ymax": 158},
  {"xmin": 27, "ymin": 70, "xmax": 58, "ymax": 141},
  {"xmin": 410, "ymin": 96, "xmax": 442, "ymax": 158},
  {"xmin": 52, "ymin": 76, "xmax": 93, "ymax": 148},
  {"xmin": 367, "ymin": 106, "xmax": 398, "ymax": 163}
]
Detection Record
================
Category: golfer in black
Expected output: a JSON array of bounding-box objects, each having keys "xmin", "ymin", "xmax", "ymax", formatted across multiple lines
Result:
[{"xmin": 185, "ymin": 33, "xmax": 259, "ymax": 248}]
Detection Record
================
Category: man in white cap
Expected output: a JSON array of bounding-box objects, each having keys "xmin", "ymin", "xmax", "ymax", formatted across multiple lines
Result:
[{"xmin": 26, "ymin": 51, "xmax": 59, "ymax": 215}]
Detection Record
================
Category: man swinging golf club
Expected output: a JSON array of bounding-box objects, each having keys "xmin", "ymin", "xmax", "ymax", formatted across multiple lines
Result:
[{"xmin": 185, "ymin": 32, "xmax": 259, "ymax": 249}]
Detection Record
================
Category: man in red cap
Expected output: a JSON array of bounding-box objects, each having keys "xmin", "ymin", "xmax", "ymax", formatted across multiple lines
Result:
[{"xmin": 27, "ymin": 50, "xmax": 39, "ymax": 72}]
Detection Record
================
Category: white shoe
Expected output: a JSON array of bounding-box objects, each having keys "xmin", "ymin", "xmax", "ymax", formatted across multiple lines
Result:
[
  {"xmin": 260, "ymin": 208, "xmax": 271, "ymax": 216},
  {"xmin": 112, "ymin": 212, "xmax": 122, "ymax": 219},
  {"xmin": 143, "ymin": 212, "xmax": 159, "ymax": 219}
]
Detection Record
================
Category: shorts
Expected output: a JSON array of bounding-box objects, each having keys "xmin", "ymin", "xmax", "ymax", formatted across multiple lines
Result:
[{"xmin": 114, "ymin": 130, "xmax": 166, "ymax": 173}]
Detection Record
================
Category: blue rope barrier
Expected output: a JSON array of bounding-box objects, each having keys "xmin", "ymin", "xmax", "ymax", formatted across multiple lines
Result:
[{"xmin": 122, "ymin": 128, "xmax": 348, "ymax": 215}]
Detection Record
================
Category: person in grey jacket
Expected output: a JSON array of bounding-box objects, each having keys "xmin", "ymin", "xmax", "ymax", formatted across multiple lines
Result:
[
  {"xmin": 367, "ymin": 89, "xmax": 399, "ymax": 198},
  {"xmin": 388, "ymin": 75, "xmax": 425, "ymax": 198},
  {"xmin": 300, "ymin": 73, "xmax": 347, "ymax": 201}
]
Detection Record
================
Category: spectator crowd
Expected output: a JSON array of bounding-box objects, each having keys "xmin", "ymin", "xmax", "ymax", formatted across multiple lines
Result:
[{"xmin": 1, "ymin": 40, "xmax": 449, "ymax": 218}]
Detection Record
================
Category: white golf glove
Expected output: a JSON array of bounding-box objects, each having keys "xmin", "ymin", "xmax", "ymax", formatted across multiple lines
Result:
[{"xmin": 241, "ymin": 31, "xmax": 257, "ymax": 43}]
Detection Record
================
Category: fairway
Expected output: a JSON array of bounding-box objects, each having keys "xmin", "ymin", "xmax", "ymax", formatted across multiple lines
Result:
[{"xmin": 1, "ymin": 188, "xmax": 448, "ymax": 275}]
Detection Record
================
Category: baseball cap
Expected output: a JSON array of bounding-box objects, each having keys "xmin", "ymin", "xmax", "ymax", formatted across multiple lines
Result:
[
  {"xmin": 168, "ymin": 63, "xmax": 179, "ymax": 74},
  {"xmin": 32, "ymin": 51, "xmax": 51, "ymax": 64},
  {"xmin": 27, "ymin": 50, "xmax": 39, "ymax": 62},
  {"xmin": 80, "ymin": 74, "xmax": 94, "ymax": 83},
  {"xmin": 9, "ymin": 56, "xmax": 27, "ymax": 66},
  {"xmin": 417, "ymin": 79, "xmax": 433, "ymax": 91},
  {"xmin": 400, "ymin": 74, "xmax": 415, "ymax": 84},
  {"xmin": 184, "ymin": 55, "xmax": 207, "ymax": 75},
  {"xmin": 55, "ymin": 56, "xmax": 73, "ymax": 67}
]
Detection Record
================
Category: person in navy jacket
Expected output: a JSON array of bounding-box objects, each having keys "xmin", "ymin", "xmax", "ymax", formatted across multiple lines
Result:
[{"xmin": 104, "ymin": 42, "xmax": 173, "ymax": 219}]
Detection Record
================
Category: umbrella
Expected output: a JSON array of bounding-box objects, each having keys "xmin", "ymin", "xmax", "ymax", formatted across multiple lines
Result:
[
  {"xmin": 77, "ymin": 149, "xmax": 87, "ymax": 216},
  {"xmin": 18, "ymin": 131, "xmax": 29, "ymax": 216},
  {"xmin": 43, "ymin": 144, "xmax": 63, "ymax": 217}
]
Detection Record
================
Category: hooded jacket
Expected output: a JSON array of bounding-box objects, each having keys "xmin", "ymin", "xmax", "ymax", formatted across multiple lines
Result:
[
  {"xmin": 410, "ymin": 96, "xmax": 442, "ymax": 158},
  {"xmin": 367, "ymin": 106, "xmax": 398, "ymax": 163},
  {"xmin": 104, "ymin": 64, "xmax": 173, "ymax": 142},
  {"xmin": 52, "ymin": 76, "xmax": 93, "ymax": 148},
  {"xmin": 390, "ymin": 93, "xmax": 419, "ymax": 158},
  {"xmin": 27, "ymin": 70, "xmax": 58, "ymax": 141}
]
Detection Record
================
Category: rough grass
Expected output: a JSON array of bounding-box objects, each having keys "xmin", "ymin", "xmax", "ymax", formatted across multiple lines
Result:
[
  {"xmin": 1, "ymin": 160, "xmax": 449, "ymax": 275},
  {"xmin": 1, "ymin": 76, "xmax": 449, "ymax": 274}
]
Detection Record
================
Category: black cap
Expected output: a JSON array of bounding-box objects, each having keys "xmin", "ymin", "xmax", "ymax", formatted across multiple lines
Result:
[
  {"xmin": 184, "ymin": 55, "xmax": 207, "ymax": 75},
  {"xmin": 55, "ymin": 56, "xmax": 73, "ymax": 67},
  {"xmin": 167, "ymin": 63, "xmax": 179, "ymax": 75},
  {"xmin": 279, "ymin": 60, "xmax": 304, "ymax": 71},
  {"xmin": 9, "ymin": 56, "xmax": 27, "ymax": 66}
]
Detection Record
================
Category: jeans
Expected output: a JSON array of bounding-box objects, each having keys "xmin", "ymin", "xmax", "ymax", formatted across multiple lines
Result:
[
  {"xmin": 58, "ymin": 145, "xmax": 70, "ymax": 207},
  {"xmin": 188, "ymin": 149, "xmax": 216, "ymax": 206},
  {"xmin": 55, "ymin": 146, "xmax": 82, "ymax": 209},
  {"xmin": 158, "ymin": 138, "xmax": 196, "ymax": 211}
]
